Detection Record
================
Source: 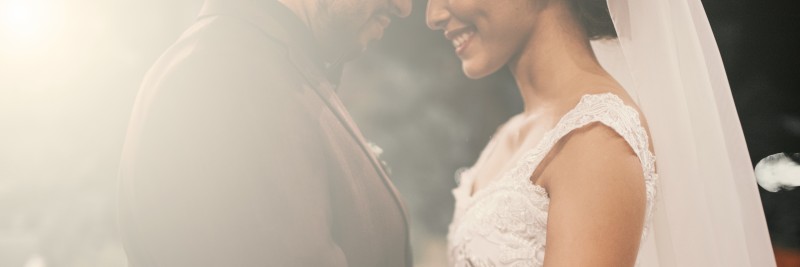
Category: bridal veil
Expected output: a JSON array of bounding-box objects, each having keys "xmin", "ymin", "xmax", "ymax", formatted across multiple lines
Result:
[{"xmin": 591, "ymin": 0, "xmax": 777, "ymax": 266}]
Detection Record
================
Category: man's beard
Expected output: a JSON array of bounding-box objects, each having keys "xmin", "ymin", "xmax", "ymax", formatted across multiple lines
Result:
[{"xmin": 314, "ymin": 0, "xmax": 368, "ymax": 64}]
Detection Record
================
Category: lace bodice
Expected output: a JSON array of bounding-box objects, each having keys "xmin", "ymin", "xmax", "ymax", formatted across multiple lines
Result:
[{"xmin": 447, "ymin": 93, "xmax": 658, "ymax": 267}]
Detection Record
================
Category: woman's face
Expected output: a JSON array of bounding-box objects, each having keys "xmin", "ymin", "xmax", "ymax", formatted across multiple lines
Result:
[{"xmin": 426, "ymin": 0, "xmax": 542, "ymax": 79}]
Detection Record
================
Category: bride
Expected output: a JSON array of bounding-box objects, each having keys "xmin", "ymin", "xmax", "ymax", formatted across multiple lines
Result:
[{"xmin": 426, "ymin": 0, "xmax": 776, "ymax": 266}]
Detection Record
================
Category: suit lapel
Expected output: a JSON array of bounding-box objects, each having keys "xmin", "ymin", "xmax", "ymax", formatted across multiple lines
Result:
[
  {"xmin": 307, "ymin": 80, "xmax": 413, "ymax": 267},
  {"xmin": 308, "ymin": 81, "xmax": 411, "ymax": 222}
]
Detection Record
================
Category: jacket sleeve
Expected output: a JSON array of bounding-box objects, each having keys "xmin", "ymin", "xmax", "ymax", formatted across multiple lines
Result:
[{"xmin": 123, "ymin": 17, "xmax": 348, "ymax": 267}]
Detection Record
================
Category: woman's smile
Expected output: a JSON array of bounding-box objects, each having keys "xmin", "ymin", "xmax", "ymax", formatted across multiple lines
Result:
[{"xmin": 445, "ymin": 26, "xmax": 476, "ymax": 56}]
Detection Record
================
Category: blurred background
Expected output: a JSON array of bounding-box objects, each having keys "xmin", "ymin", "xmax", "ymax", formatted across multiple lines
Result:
[{"xmin": 0, "ymin": 0, "xmax": 797, "ymax": 266}]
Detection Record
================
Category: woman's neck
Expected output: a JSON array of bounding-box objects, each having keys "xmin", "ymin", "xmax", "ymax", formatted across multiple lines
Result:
[{"xmin": 508, "ymin": 2, "xmax": 611, "ymax": 115}]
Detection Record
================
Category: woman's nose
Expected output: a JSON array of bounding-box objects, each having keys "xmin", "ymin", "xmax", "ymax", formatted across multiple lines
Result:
[{"xmin": 426, "ymin": 0, "xmax": 449, "ymax": 30}]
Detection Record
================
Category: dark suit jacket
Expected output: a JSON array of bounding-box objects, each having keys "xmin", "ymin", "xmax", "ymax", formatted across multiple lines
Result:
[{"xmin": 118, "ymin": 1, "xmax": 411, "ymax": 266}]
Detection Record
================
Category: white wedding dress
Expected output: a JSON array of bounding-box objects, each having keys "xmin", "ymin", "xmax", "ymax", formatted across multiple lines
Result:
[{"xmin": 447, "ymin": 93, "xmax": 658, "ymax": 267}]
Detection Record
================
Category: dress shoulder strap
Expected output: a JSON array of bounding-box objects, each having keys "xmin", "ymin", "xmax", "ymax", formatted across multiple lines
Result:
[{"xmin": 506, "ymin": 93, "xmax": 657, "ymax": 184}]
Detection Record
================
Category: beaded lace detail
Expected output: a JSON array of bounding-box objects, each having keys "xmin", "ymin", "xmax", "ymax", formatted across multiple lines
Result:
[{"xmin": 447, "ymin": 93, "xmax": 658, "ymax": 267}]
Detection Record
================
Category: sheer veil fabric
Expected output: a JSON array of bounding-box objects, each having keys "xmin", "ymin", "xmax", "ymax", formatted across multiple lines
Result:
[{"xmin": 591, "ymin": 0, "xmax": 776, "ymax": 266}]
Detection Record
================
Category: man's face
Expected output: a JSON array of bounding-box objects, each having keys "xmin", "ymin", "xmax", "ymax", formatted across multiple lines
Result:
[{"xmin": 318, "ymin": 0, "xmax": 411, "ymax": 61}]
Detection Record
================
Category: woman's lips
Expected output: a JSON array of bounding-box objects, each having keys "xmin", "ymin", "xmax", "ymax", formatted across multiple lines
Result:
[
  {"xmin": 445, "ymin": 26, "xmax": 476, "ymax": 56},
  {"xmin": 453, "ymin": 30, "xmax": 474, "ymax": 55}
]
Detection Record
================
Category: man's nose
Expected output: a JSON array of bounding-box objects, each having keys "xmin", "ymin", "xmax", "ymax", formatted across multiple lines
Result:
[
  {"xmin": 426, "ymin": 0, "xmax": 448, "ymax": 30},
  {"xmin": 390, "ymin": 0, "xmax": 412, "ymax": 18}
]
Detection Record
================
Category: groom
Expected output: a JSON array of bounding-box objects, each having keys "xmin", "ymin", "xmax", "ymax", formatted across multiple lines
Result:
[{"xmin": 118, "ymin": 0, "xmax": 412, "ymax": 266}]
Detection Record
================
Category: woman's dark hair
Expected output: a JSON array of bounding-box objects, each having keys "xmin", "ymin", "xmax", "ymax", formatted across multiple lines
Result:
[{"xmin": 572, "ymin": 0, "xmax": 617, "ymax": 40}]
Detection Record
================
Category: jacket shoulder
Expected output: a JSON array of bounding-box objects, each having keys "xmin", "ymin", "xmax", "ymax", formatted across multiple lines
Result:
[
  {"xmin": 141, "ymin": 15, "xmax": 300, "ymax": 95},
  {"xmin": 129, "ymin": 15, "xmax": 315, "ymax": 140}
]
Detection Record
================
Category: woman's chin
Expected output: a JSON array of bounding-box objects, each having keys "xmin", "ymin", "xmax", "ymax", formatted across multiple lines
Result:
[{"xmin": 461, "ymin": 62, "xmax": 495, "ymax": 80}]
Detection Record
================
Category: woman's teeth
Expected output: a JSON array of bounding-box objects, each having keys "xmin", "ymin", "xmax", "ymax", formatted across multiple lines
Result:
[{"xmin": 452, "ymin": 31, "xmax": 474, "ymax": 49}]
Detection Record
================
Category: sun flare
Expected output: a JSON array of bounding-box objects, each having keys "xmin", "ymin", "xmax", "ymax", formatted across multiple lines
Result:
[{"xmin": 1, "ymin": 0, "xmax": 63, "ymax": 52}]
